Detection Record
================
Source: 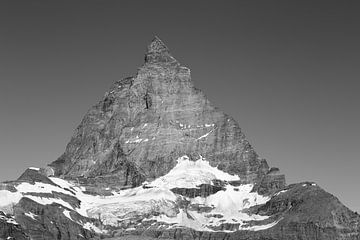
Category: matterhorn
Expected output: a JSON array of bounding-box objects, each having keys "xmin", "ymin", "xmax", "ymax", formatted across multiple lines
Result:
[{"xmin": 0, "ymin": 37, "xmax": 359, "ymax": 240}]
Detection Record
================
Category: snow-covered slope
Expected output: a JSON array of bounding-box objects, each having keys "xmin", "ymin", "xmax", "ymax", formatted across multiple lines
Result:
[
  {"xmin": 0, "ymin": 156, "xmax": 279, "ymax": 234},
  {"xmin": 148, "ymin": 155, "xmax": 239, "ymax": 188}
]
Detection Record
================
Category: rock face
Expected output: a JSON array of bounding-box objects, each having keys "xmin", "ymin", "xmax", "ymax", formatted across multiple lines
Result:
[
  {"xmin": 0, "ymin": 37, "xmax": 359, "ymax": 240},
  {"xmin": 49, "ymin": 37, "xmax": 284, "ymax": 193}
]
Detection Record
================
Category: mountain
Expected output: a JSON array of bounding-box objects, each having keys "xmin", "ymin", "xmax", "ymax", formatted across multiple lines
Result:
[
  {"xmin": 0, "ymin": 37, "xmax": 359, "ymax": 240},
  {"xmin": 48, "ymin": 36, "xmax": 284, "ymax": 194}
]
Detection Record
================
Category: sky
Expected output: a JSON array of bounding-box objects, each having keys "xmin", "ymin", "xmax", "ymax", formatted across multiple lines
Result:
[{"xmin": 0, "ymin": 1, "xmax": 359, "ymax": 212}]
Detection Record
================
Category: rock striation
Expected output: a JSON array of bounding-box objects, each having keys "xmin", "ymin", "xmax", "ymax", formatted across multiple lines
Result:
[{"xmin": 0, "ymin": 37, "xmax": 359, "ymax": 240}]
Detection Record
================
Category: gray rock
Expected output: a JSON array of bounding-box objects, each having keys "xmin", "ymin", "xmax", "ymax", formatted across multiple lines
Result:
[
  {"xmin": 49, "ymin": 37, "xmax": 284, "ymax": 194},
  {"xmin": 1, "ymin": 37, "xmax": 359, "ymax": 240}
]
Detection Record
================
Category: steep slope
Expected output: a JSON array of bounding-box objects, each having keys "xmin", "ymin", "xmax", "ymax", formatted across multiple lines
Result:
[
  {"xmin": 0, "ymin": 37, "xmax": 359, "ymax": 240},
  {"xmin": 48, "ymin": 37, "xmax": 285, "ymax": 194}
]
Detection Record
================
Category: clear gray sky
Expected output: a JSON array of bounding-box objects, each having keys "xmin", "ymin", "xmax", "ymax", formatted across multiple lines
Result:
[{"xmin": 1, "ymin": 1, "xmax": 359, "ymax": 212}]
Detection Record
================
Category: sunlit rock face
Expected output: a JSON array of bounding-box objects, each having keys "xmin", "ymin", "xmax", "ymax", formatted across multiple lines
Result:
[{"xmin": 49, "ymin": 36, "xmax": 284, "ymax": 192}]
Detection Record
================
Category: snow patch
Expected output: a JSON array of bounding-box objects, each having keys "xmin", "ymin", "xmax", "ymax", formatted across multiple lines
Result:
[
  {"xmin": 154, "ymin": 209, "xmax": 213, "ymax": 232},
  {"xmin": 16, "ymin": 182, "xmax": 74, "ymax": 196},
  {"xmin": 242, "ymin": 219, "xmax": 281, "ymax": 231},
  {"xmin": 125, "ymin": 135, "xmax": 146, "ymax": 144},
  {"xmin": 192, "ymin": 184, "xmax": 269, "ymax": 216},
  {"xmin": 24, "ymin": 195, "xmax": 74, "ymax": 210},
  {"xmin": 25, "ymin": 212, "xmax": 37, "ymax": 220},
  {"xmin": 28, "ymin": 167, "xmax": 40, "ymax": 171},
  {"xmin": 0, "ymin": 214, "xmax": 18, "ymax": 225},
  {"xmin": 274, "ymin": 190, "xmax": 288, "ymax": 196},
  {"xmin": 149, "ymin": 155, "xmax": 239, "ymax": 189},
  {"xmin": 197, "ymin": 129, "xmax": 215, "ymax": 140},
  {"xmin": 175, "ymin": 184, "xmax": 271, "ymax": 230},
  {"xmin": 83, "ymin": 222, "xmax": 105, "ymax": 234},
  {"xmin": 63, "ymin": 209, "xmax": 72, "ymax": 221},
  {"xmin": 85, "ymin": 187, "xmax": 177, "ymax": 226},
  {"xmin": 0, "ymin": 190, "xmax": 23, "ymax": 213}
]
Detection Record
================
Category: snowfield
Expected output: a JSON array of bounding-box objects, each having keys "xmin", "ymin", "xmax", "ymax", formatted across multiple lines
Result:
[
  {"xmin": 0, "ymin": 155, "xmax": 279, "ymax": 233},
  {"xmin": 149, "ymin": 155, "xmax": 240, "ymax": 189}
]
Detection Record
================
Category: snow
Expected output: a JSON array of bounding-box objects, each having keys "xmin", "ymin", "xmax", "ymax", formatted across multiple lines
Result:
[
  {"xmin": 16, "ymin": 182, "xmax": 74, "ymax": 196},
  {"xmin": 177, "ymin": 122, "xmax": 215, "ymax": 130},
  {"xmin": 1, "ymin": 176, "xmax": 74, "ymax": 212},
  {"xmin": 193, "ymin": 185, "xmax": 269, "ymax": 216},
  {"xmin": 242, "ymin": 219, "xmax": 281, "ymax": 231},
  {"xmin": 149, "ymin": 155, "xmax": 240, "ymax": 189},
  {"xmin": 178, "ymin": 122, "xmax": 192, "ymax": 129},
  {"xmin": 155, "ymin": 202, "xmax": 276, "ymax": 232},
  {"xmin": 0, "ymin": 155, "xmax": 278, "ymax": 233},
  {"xmin": 197, "ymin": 129, "xmax": 215, "ymax": 140},
  {"xmin": 274, "ymin": 190, "xmax": 288, "ymax": 196},
  {"xmin": 143, "ymin": 156, "xmax": 277, "ymax": 232},
  {"xmin": 24, "ymin": 195, "xmax": 74, "ymax": 210},
  {"xmin": 6, "ymin": 218, "xmax": 18, "ymax": 225},
  {"xmin": 0, "ymin": 190, "xmax": 23, "ymax": 212},
  {"xmin": 28, "ymin": 167, "xmax": 40, "ymax": 171},
  {"xmin": 50, "ymin": 176, "xmax": 177, "ymax": 226},
  {"xmin": 25, "ymin": 212, "xmax": 37, "ymax": 220},
  {"xmin": 63, "ymin": 209, "xmax": 72, "ymax": 221},
  {"xmin": 84, "ymin": 187, "xmax": 177, "ymax": 226},
  {"xmin": 0, "ymin": 214, "xmax": 18, "ymax": 225},
  {"xmin": 83, "ymin": 222, "xmax": 105, "ymax": 234},
  {"xmin": 11, "ymin": 182, "xmax": 272, "ymax": 233},
  {"xmin": 125, "ymin": 135, "xmax": 146, "ymax": 144},
  {"xmin": 153, "ymin": 209, "xmax": 213, "ymax": 232},
  {"xmin": 166, "ymin": 184, "xmax": 271, "ymax": 230},
  {"xmin": 49, "ymin": 177, "xmax": 74, "ymax": 190}
]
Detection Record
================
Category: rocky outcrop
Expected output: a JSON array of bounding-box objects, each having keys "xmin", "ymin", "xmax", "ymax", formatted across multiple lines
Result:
[
  {"xmin": 170, "ymin": 183, "xmax": 225, "ymax": 198},
  {"xmin": 14, "ymin": 198, "xmax": 96, "ymax": 240},
  {"xmin": 0, "ymin": 211, "xmax": 29, "ymax": 240},
  {"xmin": 17, "ymin": 168, "xmax": 57, "ymax": 186}
]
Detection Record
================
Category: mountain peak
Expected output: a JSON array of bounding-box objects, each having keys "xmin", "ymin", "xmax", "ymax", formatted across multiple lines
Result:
[
  {"xmin": 1, "ymin": 37, "xmax": 359, "ymax": 240},
  {"xmin": 145, "ymin": 36, "xmax": 177, "ymax": 64},
  {"xmin": 147, "ymin": 36, "xmax": 169, "ymax": 54}
]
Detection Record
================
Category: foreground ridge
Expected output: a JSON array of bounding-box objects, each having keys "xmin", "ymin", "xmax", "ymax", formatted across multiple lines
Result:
[{"xmin": 0, "ymin": 37, "xmax": 359, "ymax": 240}]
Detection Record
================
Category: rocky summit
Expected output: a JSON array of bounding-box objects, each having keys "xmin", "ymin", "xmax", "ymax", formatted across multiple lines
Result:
[{"xmin": 0, "ymin": 37, "xmax": 359, "ymax": 240}]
